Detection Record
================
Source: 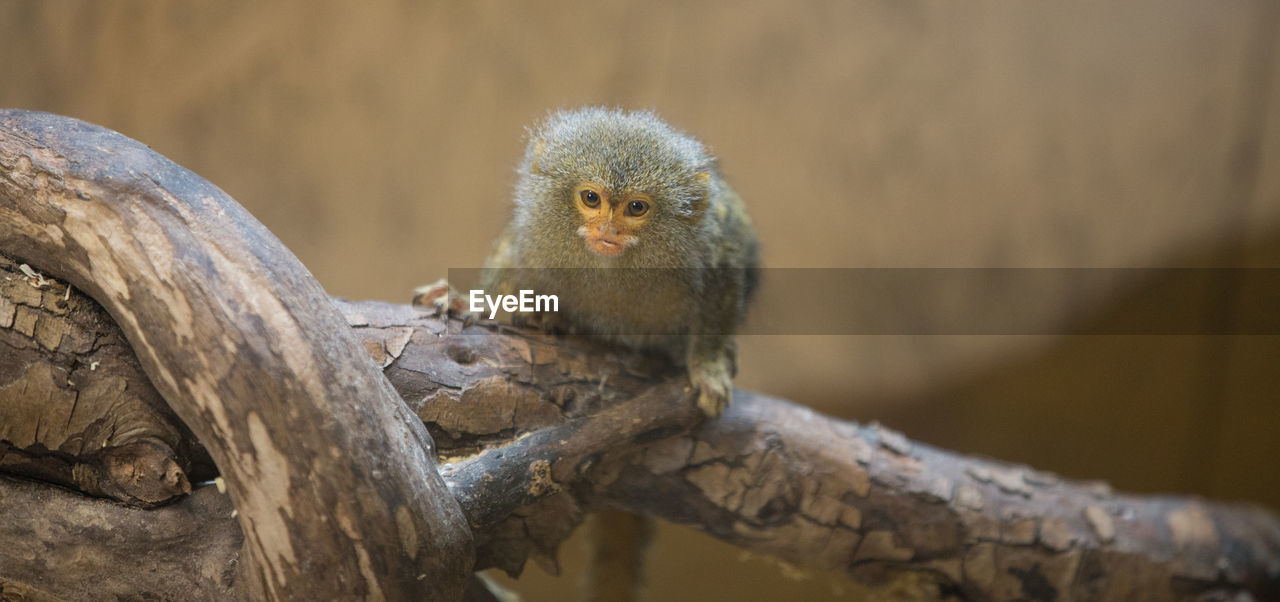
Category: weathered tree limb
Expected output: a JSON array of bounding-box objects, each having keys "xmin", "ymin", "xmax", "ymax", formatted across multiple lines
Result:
[
  {"xmin": 3, "ymin": 270, "xmax": 1277, "ymax": 600},
  {"xmin": 356, "ymin": 300, "xmax": 1280, "ymax": 600},
  {"xmin": 0, "ymin": 474, "xmax": 239, "ymax": 600},
  {"xmin": 606, "ymin": 397, "xmax": 1280, "ymax": 600},
  {"xmin": 0, "ymin": 110, "xmax": 473, "ymax": 600},
  {"xmin": 1, "ymin": 110, "xmax": 1277, "ymax": 600}
]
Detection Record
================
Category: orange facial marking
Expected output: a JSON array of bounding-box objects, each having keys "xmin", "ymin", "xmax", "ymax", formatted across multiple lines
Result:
[{"xmin": 574, "ymin": 184, "xmax": 650, "ymax": 257}]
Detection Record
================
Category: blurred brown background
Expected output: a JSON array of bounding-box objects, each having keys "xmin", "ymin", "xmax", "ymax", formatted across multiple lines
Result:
[{"xmin": 2, "ymin": 1, "xmax": 1278, "ymax": 599}]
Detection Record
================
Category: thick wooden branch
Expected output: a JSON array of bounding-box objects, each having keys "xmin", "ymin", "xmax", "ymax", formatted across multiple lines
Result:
[
  {"xmin": 0, "ymin": 110, "xmax": 472, "ymax": 600},
  {"xmin": 604, "ymin": 397, "xmax": 1280, "ymax": 600},
  {"xmin": 1, "ymin": 110, "xmax": 1277, "ymax": 600},
  {"xmin": 358, "ymin": 300, "xmax": 1280, "ymax": 600},
  {"xmin": 3, "ymin": 272, "xmax": 1277, "ymax": 599},
  {"xmin": 0, "ymin": 475, "xmax": 239, "ymax": 600}
]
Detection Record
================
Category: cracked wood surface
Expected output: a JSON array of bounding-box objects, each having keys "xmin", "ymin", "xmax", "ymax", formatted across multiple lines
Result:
[
  {"xmin": 3, "ymin": 275, "xmax": 1278, "ymax": 600},
  {"xmin": 0, "ymin": 254, "xmax": 211, "ymax": 506},
  {"xmin": 0, "ymin": 110, "xmax": 472, "ymax": 600}
]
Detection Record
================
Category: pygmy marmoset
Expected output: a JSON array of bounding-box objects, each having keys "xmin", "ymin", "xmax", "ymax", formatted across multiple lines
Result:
[{"xmin": 481, "ymin": 107, "xmax": 759, "ymax": 416}]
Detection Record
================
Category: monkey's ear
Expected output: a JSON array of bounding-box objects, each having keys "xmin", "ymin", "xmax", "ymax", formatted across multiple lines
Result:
[
  {"xmin": 529, "ymin": 140, "xmax": 547, "ymax": 175},
  {"xmin": 689, "ymin": 172, "xmax": 712, "ymax": 215}
]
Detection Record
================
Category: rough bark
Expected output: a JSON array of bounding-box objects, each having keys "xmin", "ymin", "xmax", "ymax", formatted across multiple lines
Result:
[
  {"xmin": 359, "ymin": 300, "xmax": 1280, "ymax": 600},
  {"xmin": 0, "ymin": 110, "xmax": 472, "ymax": 601},
  {"xmin": 0, "ymin": 253, "xmax": 211, "ymax": 507},
  {"xmin": 1, "ymin": 109, "xmax": 1277, "ymax": 600},
  {"xmin": 3, "ymin": 271, "xmax": 1278, "ymax": 600}
]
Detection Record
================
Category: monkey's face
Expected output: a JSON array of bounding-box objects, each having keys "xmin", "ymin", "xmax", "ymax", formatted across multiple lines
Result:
[
  {"xmin": 572, "ymin": 183, "xmax": 653, "ymax": 257},
  {"xmin": 515, "ymin": 108, "xmax": 717, "ymax": 264}
]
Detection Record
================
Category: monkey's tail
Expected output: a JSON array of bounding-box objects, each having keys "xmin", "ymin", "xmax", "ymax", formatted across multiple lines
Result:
[{"xmin": 583, "ymin": 510, "xmax": 654, "ymax": 602}]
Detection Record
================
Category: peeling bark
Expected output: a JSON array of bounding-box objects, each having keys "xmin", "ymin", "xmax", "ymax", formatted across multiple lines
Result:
[
  {"xmin": 4, "ymin": 276, "xmax": 1278, "ymax": 600},
  {"xmin": 604, "ymin": 398, "xmax": 1280, "ymax": 600},
  {"xmin": 0, "ymin": 254, "xmax": 209, "ymax": 506},
  {"xmin": 356, "ymin": 300, "xmax": 1280, "ymax": 600},
  {"xmin": 0, "ymin": 110, "xmax": 472, "ymax": 600},
  {"xmin": 1, "ymin": 109, "xmax": 1277, "ymax": 600}
]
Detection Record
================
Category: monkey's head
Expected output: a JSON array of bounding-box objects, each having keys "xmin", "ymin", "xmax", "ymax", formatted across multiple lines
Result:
[{"xmin": 513, "ymin": 108, "xmax": 715, "ymax": 265}]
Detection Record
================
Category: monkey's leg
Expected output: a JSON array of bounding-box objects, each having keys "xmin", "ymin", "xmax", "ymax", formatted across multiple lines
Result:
[
  {"xmin": 583, "ymin": 510, "xmax": 654, "ymax": 602},
  {"xmin": 684, "ymin": 268, "xmax": 747, "ymax": 416},
  {"xmin": 687, "ymin": 334, "xmax": 736, "ymax": 417}
]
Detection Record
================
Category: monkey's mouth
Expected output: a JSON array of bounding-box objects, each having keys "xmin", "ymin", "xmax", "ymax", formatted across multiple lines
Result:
[{"xmin": 586, "ymin": 237, "xmax": 625, "ymax": 256}]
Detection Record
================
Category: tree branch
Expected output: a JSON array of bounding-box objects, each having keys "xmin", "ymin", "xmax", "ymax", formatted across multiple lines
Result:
[
  {"xmin": 1, "ymin": 109, "xmax": 1277, "ymax": 600},
  {"xmin": 0, "ymin": 109, "xmax": 472, "ymax": 600},
  {"xmin": 4, "ymin": 272, "xmax": 1277, "ymax": 599}
]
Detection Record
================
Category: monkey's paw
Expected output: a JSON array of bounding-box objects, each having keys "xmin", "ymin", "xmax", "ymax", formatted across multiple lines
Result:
[
  {"xmin": 689, "ymin": 358, "xmax": 733, "ymax": 417},
  {"xmin": 412, "ymin": 279, "xmax": 477, "ymax": 328}
]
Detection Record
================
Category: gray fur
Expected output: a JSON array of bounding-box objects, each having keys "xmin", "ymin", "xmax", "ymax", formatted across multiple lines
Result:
[{"xmin": 483, "ymin": 107, "xmax": 759, "ymax": 415}]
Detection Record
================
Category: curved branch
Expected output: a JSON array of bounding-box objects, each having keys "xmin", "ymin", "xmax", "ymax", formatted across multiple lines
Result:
[
  {"xmin": 0, "ymin": 475, "xmax": 239, "ymax": 600},
  {"xmin": 0, "ymin": 110, "xmax": 472, "ymax": 600},
  {"xmin": 602, "ymin": 394, "xmax": 1280, "ymax": 600},
  {"xmin": 354, "ymin": 300, "xmax": 1280, "ymax": 599},
  {"xmin": 5, "ymin": 276, "xmax": 1276, "ymax": 599},
  {"xmin": 1, "ymin": 111, "xmax": 1276, "ymax": 600}
]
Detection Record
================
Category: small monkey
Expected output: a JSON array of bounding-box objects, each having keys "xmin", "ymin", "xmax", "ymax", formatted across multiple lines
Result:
[
  {"xmin": 482, "ymin": 107, "xmax": 759, "ymax": 416},
  {"xmin": 473, "ymin": 108, "xmax": 759, "ymax": 601}
]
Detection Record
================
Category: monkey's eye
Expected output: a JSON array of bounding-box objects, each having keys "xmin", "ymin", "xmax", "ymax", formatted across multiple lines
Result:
[
  {"xmin": 625, "ymin": 200, "xmax": 649, "ymax": 217},
  {"xmin": 580, "ymin": 190, "xmax": 601, "ymax": 208}
]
